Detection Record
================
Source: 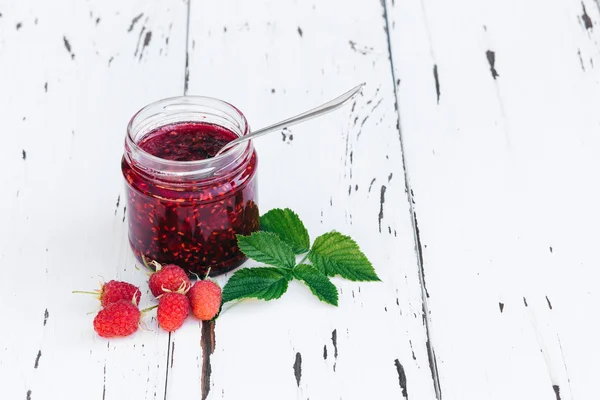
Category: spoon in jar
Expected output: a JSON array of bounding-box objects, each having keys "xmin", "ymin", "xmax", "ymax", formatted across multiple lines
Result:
[{"xmin": 214, "ymin": 83, "xmax": 365, "ymax": 157}]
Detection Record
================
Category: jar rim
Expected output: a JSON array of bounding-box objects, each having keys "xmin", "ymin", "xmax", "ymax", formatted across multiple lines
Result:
[{"xmin": 125, "ymin": 95, "xmax": 252, "ymax": 181}]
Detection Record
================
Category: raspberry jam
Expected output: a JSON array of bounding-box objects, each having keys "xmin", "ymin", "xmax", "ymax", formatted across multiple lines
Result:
[{"xmin": 122, "ymin": 97, "xmax": 259, "ymax": 277}]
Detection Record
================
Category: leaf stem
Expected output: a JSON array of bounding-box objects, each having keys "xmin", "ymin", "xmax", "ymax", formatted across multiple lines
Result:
[
  {"xmin": 140, "ymin": 305, "xmax": 158, "ymax": 313},
  {"xmin": 297, "ymin": 252, "xmax": 309, "ymax": 266},
  {"xmin": 220, "ymin": 299, "xmax": 244, "ymax": 314}
]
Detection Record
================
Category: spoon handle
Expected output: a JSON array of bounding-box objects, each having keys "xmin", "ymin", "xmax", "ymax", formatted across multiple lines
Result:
[{"xmin": 215, "ymin": 83, "xmax": 365, "ymax": 156}]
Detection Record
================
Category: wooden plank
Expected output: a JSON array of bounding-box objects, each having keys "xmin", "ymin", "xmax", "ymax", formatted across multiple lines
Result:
[
  {"xmin": 0, "ymin": 1, "xmax": 187, "ymax": 399},
  {"xmin": 386, "ymin": 0, "xmax": 600, "ymax": 398},
  {"xmin": 165, "ymin": 1, "xmax": 437, "ymax": 399}
]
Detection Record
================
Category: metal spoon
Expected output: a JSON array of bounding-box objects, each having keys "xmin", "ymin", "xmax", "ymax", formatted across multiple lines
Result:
[{"xmin": 214, "ymin": 83, "xmax": 365, "ymax": 157}]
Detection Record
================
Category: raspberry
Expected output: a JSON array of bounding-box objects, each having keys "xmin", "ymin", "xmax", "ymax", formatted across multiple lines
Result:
[
  {"xmin": 93, "ymin": 300, "xmax": 140, "ymax": 338},
  {"xmin": 157, "ymin": 292, "xmax": 190, "ymax": 332},
  {"xmin": 148, "ymin": 263, "xmax": 191, "ymax": 298},
  {"xmin": 74, "ymin": 280, "xmax": 141, "ymax": 307},
  {"xmin": 188, "ymin": 280, "xmax": 222, "ymax": 321}
]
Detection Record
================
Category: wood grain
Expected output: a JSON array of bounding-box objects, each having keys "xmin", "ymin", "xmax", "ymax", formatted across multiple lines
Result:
[
  {"xmin": 0, "ymin": 1, "xmax": 186, "ymax": 398},
  {"xmin": 164, "ymin": 1, "xmax": 437, "ymax": 399},
  {"xmin": 3, "ymin": 0, "xmax": 599, "ymax": 399},
  {"xmin": 386, "ymin": 0, "xmax": 600, "ymax": 398}
]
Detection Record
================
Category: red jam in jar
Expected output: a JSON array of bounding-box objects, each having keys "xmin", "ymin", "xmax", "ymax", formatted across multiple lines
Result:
[{"xmin": 122, "ymin": 97, "xmax": 259, "ymax": 276}]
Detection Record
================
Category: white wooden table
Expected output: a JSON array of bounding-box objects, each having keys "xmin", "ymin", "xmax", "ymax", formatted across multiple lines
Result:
[{"xmin": 2, "ymin": 0, "xmax": 600, "ymax": 399}]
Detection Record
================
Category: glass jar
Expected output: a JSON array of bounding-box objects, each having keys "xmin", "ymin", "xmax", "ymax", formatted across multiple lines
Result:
[{"xmin": 122, "ymin": 96, "xmax": 259, "ymax": 277}]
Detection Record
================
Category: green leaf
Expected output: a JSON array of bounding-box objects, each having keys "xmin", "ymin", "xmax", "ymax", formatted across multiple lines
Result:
[
  {"xmin": 260, "ymin": 208, "xmax": 310, "ymax": 255},
  {"xmin": 293, "ymin": 264, "xmax": 338, "ymax": 306},
  {"xmin": 236, "ymin": 231, "xmax": 296, "ymax": 269},
  {"xmin": 222, "ymin": 267, "xmax": 292, "ymax": 303},
  {"xmin": 308, "ymin": 231, "xmax": 380, "ymax": 282}
]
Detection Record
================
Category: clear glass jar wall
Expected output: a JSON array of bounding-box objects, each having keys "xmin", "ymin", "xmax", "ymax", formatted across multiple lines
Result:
[{"xmin": 122, "ymin": 97, "xmax": 259, "ymax": 277}]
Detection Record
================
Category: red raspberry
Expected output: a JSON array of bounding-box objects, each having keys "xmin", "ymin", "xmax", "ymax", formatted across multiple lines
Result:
[
  {"xmin": 93, "ymin": 300, "xmax": 140, "ymax": 338},
  {"xmin": 188, "ymin": 280, "xmax": 222, "ymax": 321},
  {"xmin": 148, "ymin": 264, "xmax": 191, "ymax": 298},
  {"xmin": 74, "ymin": 280, "xmax": 141, "ymax": 307},
  {"xmin": 157, "ymin": 292, "xmax": 190, "ymax": 332}
]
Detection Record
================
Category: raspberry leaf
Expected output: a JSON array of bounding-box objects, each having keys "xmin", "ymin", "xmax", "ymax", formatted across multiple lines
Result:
[
  {"xmin": 236, "ymin": 232, "xmax": 296, "ymax": 269},
  {"xmin": 260, "ymin": 208, "xmax": 310, "ymax": 255},
  {"xmin": 308, "ymin": 231, "xmax": 380, "ymax": 282},
  {"xmin": 222, "ymin": 267, "xmax": 292, "ymax": 303},
  {"xmin": 293, "ymin": 264, "xmax": 339, "ymax": 306}
]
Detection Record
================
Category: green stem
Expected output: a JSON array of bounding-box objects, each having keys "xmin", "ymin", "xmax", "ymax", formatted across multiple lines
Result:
[
  {"xmin": 140, "ymin": 305, "xmax": 158, "ymax": 313},
  {"xmin": 297, "ymin": 252, "xmax": 310, "ymax": 266},
  {"xmin": 219, "ymin": 299, "xmax": 243, "ymax": 316},
  {"xmin": 72, "ymin": 290, "xmax": 99, "ymax": 295}
]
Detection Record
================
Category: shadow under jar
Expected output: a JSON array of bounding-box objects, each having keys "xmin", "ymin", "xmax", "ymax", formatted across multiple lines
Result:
[{"xmin": 122, "ymin": 97, "xmax": 259, "ymax": 277}]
